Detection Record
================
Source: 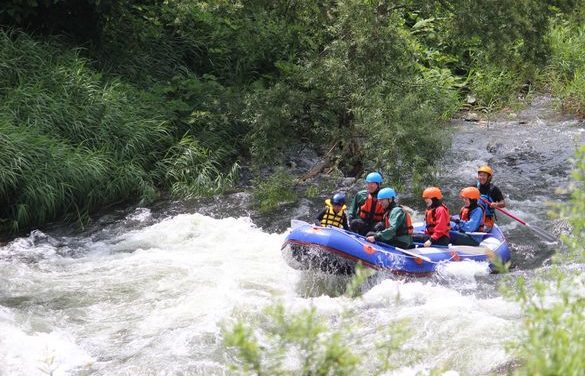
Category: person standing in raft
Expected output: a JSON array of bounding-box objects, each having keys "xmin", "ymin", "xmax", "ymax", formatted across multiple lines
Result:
[
  {"xmin": 412, "ymin": 187, "xmax": 451, "ymax": 247},
  {"xmin": 450, "ymin": 187, "xmax": 485, "ymax": 246},
  {"xmin": 365, "ymin": 187, "xmax": 414, "ymax": 249},
  {"xmin": 316, "ymin": 192, "xmax": 349, "ymax": 230},
  {"xmin": 477, "ymin": 165, "xmax": 506, "ymax": 231},
  {"xmin": 347, "ymin": 172, "xmax": 386, "ymax": 235}
]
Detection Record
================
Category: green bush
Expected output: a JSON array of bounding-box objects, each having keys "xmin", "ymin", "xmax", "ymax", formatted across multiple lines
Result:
[
  {"xmin": 0, "ymin": 31, "xmax": 167, "ymax": 232},
  {"xmin": 511, "ymin": 145, "xmax": 585, "ymax": 375},
  {"xmin": 224, "ymin": 267, "xmax": 408, "ymax": 375},
  {"xmin": 252, "ymin": 168, "xmax": 297, "ymax": 214},
  {"xmin": 546, "ymin": 22, "xmax": 585, "ymax": 114}
]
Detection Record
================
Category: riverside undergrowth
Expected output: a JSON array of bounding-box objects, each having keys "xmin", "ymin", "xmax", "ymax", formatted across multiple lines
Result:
[
  {"xmin": 1, "ymin": 1, "xmax": 584, "ymax": 235},
  {"xmin": 510, "ymin": 145, "xmax": 585, "ymax": 375}
]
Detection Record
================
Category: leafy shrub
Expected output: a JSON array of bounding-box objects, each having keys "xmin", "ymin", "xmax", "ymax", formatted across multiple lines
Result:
[
  {"xmin": 546, "ymin": 22, "xmax": 585, "ymax": 114},
  {"xmin": 511, "ymin": 145, "xmax": 585, "ymax": 375},
  {"xmin": 252, "ymin": 168, "xmax": 297, "ymax": 214},
  {"xmin": 160, "ymin": 135, "xmax": 240, "ymax": 199},
  {"xmin": 224, "ymin": 267, "xmax": 408, "ymax": 375}
]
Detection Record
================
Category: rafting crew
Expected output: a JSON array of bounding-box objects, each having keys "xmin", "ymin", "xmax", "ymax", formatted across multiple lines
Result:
[
  {"xmin": 316, "ymin": 192, "xmax": 350, "ymax": 230},
  {"xmin": 365, "ymin": 187, "xmax": 414, "ymax": 249},
  {"xmin": 476, "ymin": 165, "xmax": 506, "ymax": 231},
  {"xmin": 323, "ymin": 165, "xmax": 509, "ymax": 247},
  {"xmin": 347, "ymin": 172, "xmax": 386, "ymax": 235}
]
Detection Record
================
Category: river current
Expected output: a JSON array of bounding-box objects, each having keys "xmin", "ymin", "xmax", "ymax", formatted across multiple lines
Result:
[{"xmin": 0, "ymin": 96, "xmax": 583, "ymax": 375}]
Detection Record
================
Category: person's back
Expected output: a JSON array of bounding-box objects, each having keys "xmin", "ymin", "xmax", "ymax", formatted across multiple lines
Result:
[
  {"xmin": 365, "ymin": 188, "xmax": 413, "ymax": 249},
  {"xmin": 317, "ymin": 193, "xmax": 349, "ymax": 230}
]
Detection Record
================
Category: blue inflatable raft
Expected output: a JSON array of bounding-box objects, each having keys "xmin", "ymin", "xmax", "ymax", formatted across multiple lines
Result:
[{"xmin": 281, "ymin": 221, "xmax": 511, "ymax": 276}]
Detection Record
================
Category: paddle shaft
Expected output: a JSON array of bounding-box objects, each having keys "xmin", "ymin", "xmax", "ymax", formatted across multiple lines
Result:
[{"xmin": 480, "ymin": 198, "xmax": 557, "ymax": 242}]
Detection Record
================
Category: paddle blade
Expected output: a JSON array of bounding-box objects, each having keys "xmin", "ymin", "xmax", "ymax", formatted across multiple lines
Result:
[
  {"xmin": 291, "ymin": 219, "xmax": 311, "ymax": 229},
  {"xmin": 526, "ymin": 223, "xmax": 558, "ymax": 243}
]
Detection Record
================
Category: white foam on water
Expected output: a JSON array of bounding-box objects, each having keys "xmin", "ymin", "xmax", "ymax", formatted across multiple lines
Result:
[{"xmin": 1, "ymin": 212, "xmax": 524, "ymax": 375}]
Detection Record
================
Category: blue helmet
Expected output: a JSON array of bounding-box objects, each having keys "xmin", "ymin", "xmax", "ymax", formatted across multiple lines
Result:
[
  {"xmin": 332, "ymin": 192, "xmax": 346, "ymax": 205},
  {"xmin": 377, "ymin": 187, "xmax": 397, "ymax": 200},
  {"xmin": 365, "ymin": 172, "xmax": 383, "ymax": 184}
]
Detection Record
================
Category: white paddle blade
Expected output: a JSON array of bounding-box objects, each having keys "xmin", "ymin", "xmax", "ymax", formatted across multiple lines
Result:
[{"xmin": 291, "ymin": 219, "xmax": 311, "ymax": 229}]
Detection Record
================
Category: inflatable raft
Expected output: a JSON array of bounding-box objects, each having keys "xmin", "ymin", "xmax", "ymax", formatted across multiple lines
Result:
[{"xmin": 281, "ymin": 221, "xmax": 510, "ymax": 276}]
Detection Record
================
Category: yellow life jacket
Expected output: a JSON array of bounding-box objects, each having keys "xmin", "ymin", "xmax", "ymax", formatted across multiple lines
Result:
[{"xmin": 320, "ymin": 199, "xmax": 347, "ymax": 228}]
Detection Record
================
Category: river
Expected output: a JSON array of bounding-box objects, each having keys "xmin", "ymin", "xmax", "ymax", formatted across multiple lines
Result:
[{"xmin": 0, "ymin": 96, "xmax": 583, "ymax": 375}]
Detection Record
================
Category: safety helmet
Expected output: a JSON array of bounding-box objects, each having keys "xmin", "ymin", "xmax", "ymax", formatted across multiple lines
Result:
[
  {"xmin": 460, "ymin": 187, "xmax": 480, "ymax": 200},
  {"xmin": 377, "ymin": 187, "xmax": 397, "ymax": 200},
  {"xmin": 422, "ymin": 187, "xmax": 443, "ymax": 200},
  {"xmin": 365, "ymin": 172, "xmax": 383, "ymax": 184},
  {"xmin": 332, "ymin": 192, "xmax": 346, "ymax": 205},
  {"xmin": 478, "ymin": 165, "xmax": 493, "ymax": 176}
]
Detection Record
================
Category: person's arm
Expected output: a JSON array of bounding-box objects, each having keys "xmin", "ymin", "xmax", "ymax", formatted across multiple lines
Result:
[
  {"xmin": 316, "ymin": 208, "xmax": 326, "ymax": 224},
  {"xmin": 376, "ymin": 208, "xmax": 402, "ymax": 242},
  {"xmin": 489, "ymin": 186, "xmax": 506, "ymax": 209},
  {"xmin": 431, "ymin": 207, "xmax": 450, "ymax": 241},
  {"xmin": 347, "ymin": 191, "xmax": 363, "ymax": 220},
  {"xmin": 341, "ymin": 212, "xmax": 350, "ymax": 230},
  {"xmin": 460, "ymin": 207, "xmax": 483, "ymax": 232}
]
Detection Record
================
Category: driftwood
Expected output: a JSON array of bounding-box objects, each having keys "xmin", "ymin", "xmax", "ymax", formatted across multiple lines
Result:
[{"xmin": 298, "ymin": 142, "xmax": 338, "ymax": 182}]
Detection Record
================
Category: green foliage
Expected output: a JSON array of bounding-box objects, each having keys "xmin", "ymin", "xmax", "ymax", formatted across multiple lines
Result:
[
  {"xmin": 510, "ymin": 145, "xmax": 585, "ymax": 375},
  {"xmin": 0, "ymin": 30, "xmax": 241, "ymax": 234},
  {"xmin": 252, "ymin": 169, "xmax": 297, "ymax": 214},
  {"xmin": 160, "ymin": 135, "xmax": 240, "ymax": 199},
  {"xmin": 0, "ymin": 31, "xmax": 165, "ymax": 232},
  {"xmin": 225, "ymin": 304, "xmax": 361, "ymax": 376},
  {"xmin": 343, "ymin": 264, "xmax": 376, "ymax": 299},
  {"xmin": 545, "ymin": 21, "xmax": 585, "ymax": 114},
  {"xmin": 2, "ymin": 0, "xmax": 585, "ymax": 234},
  {"xmin": 467, "ymin": 66, "xmax": 525, "ymax": 110},
  {"xmin": 224, "ymin": 270, "xmax": 408, "ymax": 375}
]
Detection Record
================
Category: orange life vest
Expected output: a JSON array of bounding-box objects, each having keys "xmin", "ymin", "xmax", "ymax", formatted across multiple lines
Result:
[
  {"xmin": 460, "ymin": 206, "xmax": 485, "ymax": 232},
  {"xmin": 384, "ymin": 206, "xmax": 414, "ymax": 235},
  {"xmin": 358, "ymin": 194, "xmax": 385, "ymax": 223}
]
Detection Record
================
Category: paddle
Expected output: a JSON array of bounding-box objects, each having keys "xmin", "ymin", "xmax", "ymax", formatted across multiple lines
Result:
[
  {"xmin": 393, "ymin": 246, "xmax": 432, "ymax": 263},
  {"xmin": 480, "ymin": 199, "xmax": 557, "ymax": 242},
  {"xmin": 327, "ymin": 226, "xmax": 433, "ymax": 263}
]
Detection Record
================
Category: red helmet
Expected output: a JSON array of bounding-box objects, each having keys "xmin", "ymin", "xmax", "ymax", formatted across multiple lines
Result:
[
  {"xmin": 460, "ymin": 187, "xmax": 480, "ymax": 200},
  {"xmin": 422, "ymin": 187, "xmax": 443, "ymax": 200}
]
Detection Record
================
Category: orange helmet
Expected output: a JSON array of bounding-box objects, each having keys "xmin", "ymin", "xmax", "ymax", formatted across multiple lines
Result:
[
  {"xmin": 478, "ymin": 165, "xmax": 493, "ymax": 176},
  {"xmin": 460, "ymin": 187, "xmax": 480, "ymax": 200},
  {"xmin": 422, "ymin": 187, "xmax": 443, "ymax": 200}
]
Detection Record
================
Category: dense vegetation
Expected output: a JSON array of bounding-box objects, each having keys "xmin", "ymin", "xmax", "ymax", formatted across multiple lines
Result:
[{"xmin": 0, "ymin": 0, "xmax": 584, "ymax": 235}]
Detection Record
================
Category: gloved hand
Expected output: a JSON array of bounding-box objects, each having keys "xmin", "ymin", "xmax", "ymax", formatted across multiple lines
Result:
[{"xmin": 450, "ymin": 215, "xmax": 460, "ymax": 224}]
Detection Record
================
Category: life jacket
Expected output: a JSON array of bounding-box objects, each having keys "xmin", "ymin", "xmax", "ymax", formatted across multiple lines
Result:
[
  {"xmin": 357, "ymin": 193, "xmax": 385, "ymax": 223},
  {"xmin": 320, "ymin": 199, "xmax": 346, "ymax": 228},
  {"xmin": 384, "ymin": 205, "xmax": 414, "ymax": 236},
  {"xmin": 459, "ymin": 205, "xmax": 485, "ymax": 232},
  {"xmin": 477, "ymin": 182, "xmax": 497, "ymax": 219},
  {"xmin": 425, "ymin": 203, "xmax": 451, "ymax": 235}
]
